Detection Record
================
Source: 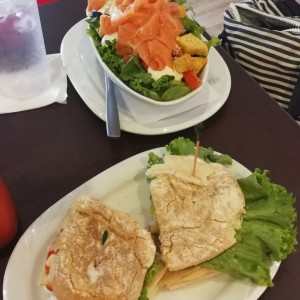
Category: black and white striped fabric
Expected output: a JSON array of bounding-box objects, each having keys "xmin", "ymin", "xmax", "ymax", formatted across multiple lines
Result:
[{"xmin": 222, "ymin": 0, "xmax": 300, "ymax": 120}]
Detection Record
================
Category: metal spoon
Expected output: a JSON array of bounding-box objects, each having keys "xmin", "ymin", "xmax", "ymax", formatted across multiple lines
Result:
[{"xmin": 105, "ymin": 74, "xmax": 120, "ymax": 138}]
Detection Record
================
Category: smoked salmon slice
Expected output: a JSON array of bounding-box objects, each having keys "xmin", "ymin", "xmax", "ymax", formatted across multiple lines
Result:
[
  {"xmin": 87, "ymin": 0, "xmax": 108, "ymax": 12},
  {"xmin": 115, "ymin": 0, "xmax": 135, "ymax": 12},
  {"xmin": 137, "ymin": 39, "xmax": 173, "ymax": 70},
  {"xmin": 100, "ymin": 12, "xmax": 149, "ymax": 35},
  {"xmin": 98, "ymin": 0, "xmax": 184, "ymax": 71}
]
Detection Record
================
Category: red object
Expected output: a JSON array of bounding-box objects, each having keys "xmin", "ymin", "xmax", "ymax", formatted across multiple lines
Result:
[
  {"xmin": 123, "ymin": 54, "xmax": 131, "ymax": 63},
  {"xmin": 183, "ymin": 70, "xmax": 202, "ymax": 90},
  {"xmin": 141, "ymin": 59, "xmax": 148, "ymax": 70},
  {"xmin": 0, "ymin": 178, "xmax": 18, "ymax": 248},
  {"xmin": 46, "ymin": 249, "xmax": 57, "ymax": 259},
  {"xmin": 37, "ymin": 0, "xmax": 58, "ymax": 6},
  {"xmin": 44, "ymin": 249, "xmax": 59, "ymax": 275},
  {"xmin": 45, "ymin": 265, "xmax": 51, "ymax": 276},
  {"xmin": 45, "ymin": 284, "xmax": 53, "ymax": 292}
]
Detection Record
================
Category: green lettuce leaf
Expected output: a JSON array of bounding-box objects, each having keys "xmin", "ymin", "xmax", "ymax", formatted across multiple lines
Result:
[
  {"xmin": 181, "ymin": 16, "xmax": 206, "ymax": 37},
  {"xmin": 86, "ymin": 16, "xmax": 102, "ymax": 47},
  {"xmin": 138, "ymin": 288, "xmax": 148, "ymax": 300},
  {"xmin": 147, "ymin": 152, "xmax": 164, "ymax": 168},
  {"xmin": 139, "ymin": 258, "xmax": 163, "ymax": 300},
  {"xmin": 128, "ymin": 77, "xmax": 160, "ymax": 101},
  {"xmin": 166, "ymin": 137, "xmax": 232, "ymax": 164},
  {"xmin": 147, "ymin": 137, "xmax": 232, "ymax": 167},
  {"xmin": 86, "ymin": 16, "xmax": 100, "ymax": 32},
  {"xmin": 170, "ymin": 0, "xmax": 187, "ymax": 4},
  {"xmin": 205, "ymin": 35, "xmax": 221, "ymax": 49},
  {"xmin": 152, "ymin": 75, "xmax": 175, "ymax": 95},
  {"xmin": 120, "ymin": 56, "xmax": 148, "ymax": 81},
  {"xmin": 161, "ymin": 85, "xmax": 191, "ymax": 101},
  {"xmin": 203, "ymin": 169, "xmax": 297, "ymax": 286},
  {"xmin": 98, "ymin": 40, "xmax": 125, "ymax": 76},
  {"xmin": 239, "ymin": 170, "xmax": 296, "ymax": 228},
  {"xmin": 144, "ymin": 258, "xmax": 163, "ymax": 285}
]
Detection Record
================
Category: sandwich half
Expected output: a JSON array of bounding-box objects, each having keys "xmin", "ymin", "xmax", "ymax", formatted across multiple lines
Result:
[
  {"xmin": 144, "ymin": 143, "xmax": 297, "ymax": 292},
  {"xmin": 145, "ymin": 155, "xmax": 245, "ymax": 272},
  {"xmin": 40, "ymin": 195, "xmax": 156, "ymax": 300}
]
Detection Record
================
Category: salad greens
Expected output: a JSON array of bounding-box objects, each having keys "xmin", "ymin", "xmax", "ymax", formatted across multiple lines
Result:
[
  {"xmin": 147, "ymin": 137, "xmax": 297, "ymax": 287},
  {"xmin": 170, "ymin": 0, "xmax": 187, "ymax": 4},
  {"xmin": 206, "ymin": 35, "xmax": 222, "ymax": 49},
  {"xmin": 86, "ymin": 17, "xmax": 101, "ymax": 46},
  {"xmin": 182, "ymin": 16, "xmax": 206, "ymax": 38},
  {"xmin": 147, "ymin": 137, "xmax": 232, "ymax": 168},
  {"xmin": 181, "ymin": 16, "xmax": 221, "ymax": 49},
  {"xmin": 86, "ymin": 9, "xmax": 220, "ymax": 101},
  {"xmin": 204, "ymin": 169, "xmax": 297, "ymax": 286},
  {"xmin": 87, "ymin": 15, "xmax": 192, "ymax": 101},
  {"xmin": 139, "ymin": 258, "xmax": 164, "ymax": 300}
]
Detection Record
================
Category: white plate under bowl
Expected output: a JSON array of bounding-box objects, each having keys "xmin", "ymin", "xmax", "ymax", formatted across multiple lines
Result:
[
  {"xmin": 60, "ymin": 20, "xmax": 231, "ymax": 135},
  {"xmin": 3, "ymin": 148, "xmax": 280, "ymax": 300}
]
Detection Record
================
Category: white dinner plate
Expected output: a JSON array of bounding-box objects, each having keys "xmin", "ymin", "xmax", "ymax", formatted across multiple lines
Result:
[
  {"xmin": 60, "ymin": 20, "xmax": 231, "ymax": 135},
  {"xmin": 3, "ymin": 148, "xmax": 279, "ymax": 300}
]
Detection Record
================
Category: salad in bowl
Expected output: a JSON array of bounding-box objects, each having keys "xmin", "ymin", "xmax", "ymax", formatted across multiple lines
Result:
[{"xmin": 86, "ymin": 0, "xmax": 220, "ymax": 105}]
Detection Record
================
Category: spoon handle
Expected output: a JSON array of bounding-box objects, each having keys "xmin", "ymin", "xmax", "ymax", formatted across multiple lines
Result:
[{"xmin": 105, "ymin": 75, "xmax": 121, "ymax": 138}]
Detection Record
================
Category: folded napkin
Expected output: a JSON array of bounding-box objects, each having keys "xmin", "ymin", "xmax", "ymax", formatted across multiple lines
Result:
[
  {"xmin": 114, "ymin": 81, "xmax": 219, "ymax": 125},
  {"xmin": 0, "ymin": 54, "xmax": 67, "ymax": 114}
]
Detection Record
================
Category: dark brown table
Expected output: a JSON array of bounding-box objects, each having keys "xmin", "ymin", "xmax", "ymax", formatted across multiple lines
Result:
[{"xmin": 1, "ymin": 1, "xmax": 299, "ymax": 299}]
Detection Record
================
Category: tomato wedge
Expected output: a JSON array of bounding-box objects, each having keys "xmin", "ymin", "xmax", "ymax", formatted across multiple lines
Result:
[
  {"xmin": 183, "ymin": 70, "xmax": 202, "ymax": 90},
  {"xmin": 0, "ymin": 178, "xmax": 18, "ymax": 248}
]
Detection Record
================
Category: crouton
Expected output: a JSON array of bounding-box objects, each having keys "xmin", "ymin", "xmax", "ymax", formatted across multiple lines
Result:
[
  {"xmin": 173, "ymin": 54, "xmax": 207, "ymax": 74},
  {"xmin": 176, "ymin": 33, "xmax": 208, "ymax": 56},
  {"xmin": 178, "ymin": 5, "xmax": 186, "ymax": 18},
  {"xmin": 173, "ymin": 54, "xmax": 192, "ymax": 73},
  {"xmin": 192, "ymin": 57, "xmax": 207, "ymax": 73}
]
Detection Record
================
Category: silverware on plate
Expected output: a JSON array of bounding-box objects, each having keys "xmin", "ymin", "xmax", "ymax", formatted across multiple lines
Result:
[{"xmin": 105, "ymin": 74, "xmax": 120, "ymax": 138}]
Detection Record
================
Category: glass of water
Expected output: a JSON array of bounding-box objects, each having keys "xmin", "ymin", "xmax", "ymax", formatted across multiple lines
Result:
[{"xmin": 0, "ymin": 0, "xmax": 50, "ymax": 100}]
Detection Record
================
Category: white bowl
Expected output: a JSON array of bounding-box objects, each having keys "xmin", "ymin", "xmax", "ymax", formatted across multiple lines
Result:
[{"xmin": 90, "ymin": 37, "xmax": 209, "ymax": 107}]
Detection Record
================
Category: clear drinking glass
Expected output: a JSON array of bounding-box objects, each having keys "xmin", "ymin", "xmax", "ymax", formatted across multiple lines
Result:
[{"xmin": 0, "ymin": 0, "xmax": 50, "ymax": 100}]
